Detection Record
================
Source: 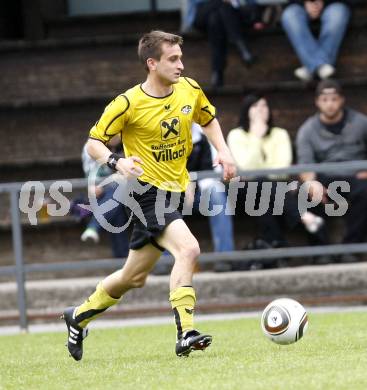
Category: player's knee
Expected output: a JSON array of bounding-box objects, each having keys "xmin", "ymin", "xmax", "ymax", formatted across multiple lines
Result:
[{"xmin": 179, "ymin": 240, "xmax": 201, "ymax": 262}]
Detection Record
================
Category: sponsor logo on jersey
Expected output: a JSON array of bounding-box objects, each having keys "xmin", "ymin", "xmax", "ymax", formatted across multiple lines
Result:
[
  {"xmin": 160, "ymin": 117, "xmax": 180, "ymax": 140},
  {"xmin": 152, "ymin": 144, "xmax": 186, "ymax": 163},
  {"xmin": 181, "ymin": 105, "xmax": 192, "ymax": 114},
  {"xmin": 164, "ymin": 104, "xmax": 171, "ymax": 111}
]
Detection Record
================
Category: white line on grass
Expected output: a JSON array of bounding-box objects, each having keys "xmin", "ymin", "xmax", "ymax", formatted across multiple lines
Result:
[{"xmin": 1, "ymin": 305, "xmax": 367, "ymax": 336}]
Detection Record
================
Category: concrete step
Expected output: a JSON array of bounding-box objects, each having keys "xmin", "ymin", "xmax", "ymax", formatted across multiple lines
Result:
[
  {"xmin": 1, "ymin": 5, "xmax": 366, "ymax": 181},
  {"xmin": 46, "ymin": 10, "xmax": 181, "ymax": 39},
  {"xmin": 1, "ymin": 0, "xmax": 367, "ymax": 107},
  {"xmin": 2, "ymin": 263, "xmax": 367, "ymax": 324},
  {"xmin": 0, "ymin": 26, "xmax": 366, "ymax": 107}
]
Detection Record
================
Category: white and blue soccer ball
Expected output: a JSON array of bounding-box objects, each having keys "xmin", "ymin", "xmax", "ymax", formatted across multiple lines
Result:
[{"xmin": 261, "ymin": 298, "xmax": 308, "ymax": 345}]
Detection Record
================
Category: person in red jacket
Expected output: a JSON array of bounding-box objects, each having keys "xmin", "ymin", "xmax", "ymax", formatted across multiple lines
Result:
[{"xmin": 281, "ymin": 0, "xmax": 351, "ymax": 81}]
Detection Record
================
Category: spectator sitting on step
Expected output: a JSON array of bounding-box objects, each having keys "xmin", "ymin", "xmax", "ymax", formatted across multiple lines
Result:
[
  {"xmin": 281, "ymin": 0, "xmax": 351, "ymax": 81},
  {"xmin": 80, "ymin": 135, "xmax": 129, "ymax": 259},
  {"xmin": 227, "ymin": 94, "xmax": 324, "ymax": 257},
  {"xmin": 187, "ymin": 0, "xmax": 257, "ymax": 87},
  {"xmin": 296, "ymin": 79, "xmax": 367, "ymax": 262}
]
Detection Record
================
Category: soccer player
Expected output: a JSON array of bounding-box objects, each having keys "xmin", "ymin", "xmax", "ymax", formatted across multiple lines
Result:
[{"xmin": 62, "ymin": 30, "xmax": 236, "ymax": 360}]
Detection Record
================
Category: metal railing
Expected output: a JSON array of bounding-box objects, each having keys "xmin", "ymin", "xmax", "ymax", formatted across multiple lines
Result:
[{"xmin": 2, "ymin": 160, "xmax": 367, "ymax": 330}]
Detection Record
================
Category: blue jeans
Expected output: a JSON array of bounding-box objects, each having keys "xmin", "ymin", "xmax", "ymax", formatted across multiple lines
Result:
[
  {"xmin": 88, "ymin": 183, "xmax": 129, "ymax": 258},
  {"xmin": 281, "ymin": 2, "xmax": 350, "ymax": 73},
  {"xmin": 193, "ymin": 183, "xmax": 235, "ymax": 252}
]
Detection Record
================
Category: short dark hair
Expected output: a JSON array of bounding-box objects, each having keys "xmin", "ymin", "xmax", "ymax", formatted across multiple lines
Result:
[
  {"xmin": 138, "ymin": 30, "xmax": 183, "ymax": 72},
  {"xmin": 238, "ymin": 94, "xmax": 273, "ymax": 135},
  {"xmin": 315, "ymin": 79, "xmax": 344, "ymax": 97}
]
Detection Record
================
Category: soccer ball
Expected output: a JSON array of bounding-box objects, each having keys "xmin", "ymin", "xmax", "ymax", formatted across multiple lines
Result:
[{"xmin": 261, "ymin": 298, "xmax": 308, "ymax": 345}]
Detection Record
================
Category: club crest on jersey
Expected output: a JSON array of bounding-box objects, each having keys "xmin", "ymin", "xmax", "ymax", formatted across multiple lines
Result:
[
  {"xmin": 181, "ymin": 105, "xmax": 192, "ymax": 115},
  {"xmin": 160, "ymin": 117, "xmax": 180, "ymax": 140}
]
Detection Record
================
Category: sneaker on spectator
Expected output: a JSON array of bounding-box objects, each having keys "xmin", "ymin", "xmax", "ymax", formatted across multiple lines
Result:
[
  {"xmin": 81, "ymin": 227, "xmax": 99, "ymax": 243},
  {"xmin": 294, "ymin": 67, "xmax": 313, "ymax": 81},
  {"xmin": 317, "ymin": 64, "xmax": 335, "ymax": 80},
  {"xmin": 302, "ymin": 212, "xmax": 324, "ymax": 234}
]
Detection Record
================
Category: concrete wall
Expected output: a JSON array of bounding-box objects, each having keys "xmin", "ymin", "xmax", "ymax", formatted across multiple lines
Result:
[{"xmin": 1, "ymin": 263, "xmax": 367, "ymax": 318}]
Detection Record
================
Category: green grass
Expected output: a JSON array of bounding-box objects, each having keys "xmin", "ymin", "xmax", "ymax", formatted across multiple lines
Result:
[{"xmin": 1, "ymin": 311, "xmax": 367, "ymax": 390}]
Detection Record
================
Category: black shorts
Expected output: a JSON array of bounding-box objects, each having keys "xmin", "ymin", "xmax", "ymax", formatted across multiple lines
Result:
[{"xmin": 128, "ymin": 182, "xmax": 185, "ymax": 251}]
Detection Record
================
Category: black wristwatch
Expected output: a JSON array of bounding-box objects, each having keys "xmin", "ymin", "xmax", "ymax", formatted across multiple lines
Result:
[{"xmin": 106, "ymin": 153, "xmax": 121, "ymax": 171}]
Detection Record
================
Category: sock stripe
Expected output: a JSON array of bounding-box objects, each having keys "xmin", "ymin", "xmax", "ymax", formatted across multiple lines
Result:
[
  {"xmin": 75, "ymin": 308, "xmax": 108, "ymax": 324},
  {"xmin": 173, "ymin": 307, "xmax": 183, "ymax": 339}
]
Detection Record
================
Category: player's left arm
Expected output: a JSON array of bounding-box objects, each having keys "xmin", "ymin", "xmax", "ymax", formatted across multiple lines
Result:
[{"xmin": 202, "ymin": 118, "xmax": 237, "ymax": 181}]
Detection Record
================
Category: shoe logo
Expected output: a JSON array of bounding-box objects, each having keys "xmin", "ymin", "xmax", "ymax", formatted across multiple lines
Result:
[
  {"xmin": 181, "ymin": 339, "xmax": 190, "ymax": 346},
  {"xmin": 181, "ymin": 105, "xmax": 192, "ymax": 114},
  {"xmin": 164, "ymin": 104, "xmax": 171, "ymax": 111},
  {"xmin": 160, "ymin": 117, "xmax": 180, "ymax": 140},
  {"xmin": 185, "ymin": 308, "xmax": 194, "ymax": 315}
]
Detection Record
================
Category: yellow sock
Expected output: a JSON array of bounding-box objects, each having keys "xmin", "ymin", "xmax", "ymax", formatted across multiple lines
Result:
[
  {"xmin": 169, "ymin": 286, "xmax": 196, "ymax": 339},
  {"xmin": 75, "ymin": 282, "xmax": 120, "ymax": 328}
]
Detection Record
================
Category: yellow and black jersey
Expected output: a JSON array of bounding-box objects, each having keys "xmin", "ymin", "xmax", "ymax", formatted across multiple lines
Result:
[{"xmin": 89, "ymin": 77, "xmax": 216, "ymax": 192}]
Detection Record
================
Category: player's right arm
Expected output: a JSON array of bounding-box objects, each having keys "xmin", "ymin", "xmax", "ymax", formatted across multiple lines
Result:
[
  {"xmin": 87, "ymin": 95, "xmax": 144, "ymax": 179},
  {"xmin": 86, "ymin": 139, "xmax": 144, "ymax": 179}
]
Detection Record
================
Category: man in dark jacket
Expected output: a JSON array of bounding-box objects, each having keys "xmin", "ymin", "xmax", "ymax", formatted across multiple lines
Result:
[
  {"xmin": 296, "ymin": 79, "xmax": 367, "ymax": 255},
  {"xmin": 281, "ymin": 0, "xmax": 351, "ymax": 81}
]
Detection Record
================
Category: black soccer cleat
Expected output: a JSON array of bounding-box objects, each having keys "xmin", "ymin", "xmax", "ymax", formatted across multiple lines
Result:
[
  {"xmin": 175, "ymin": 330, "xmax": 212, "ymax": 357},
  {"xmin": 61, "ymin": 306, "xmax": 88, "ymax": 361}
]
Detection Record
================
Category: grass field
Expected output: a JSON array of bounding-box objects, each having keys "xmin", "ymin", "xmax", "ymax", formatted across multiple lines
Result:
[{"xmin": 1, "ymin": 311, "xmax": 367, "ymax": 390}]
